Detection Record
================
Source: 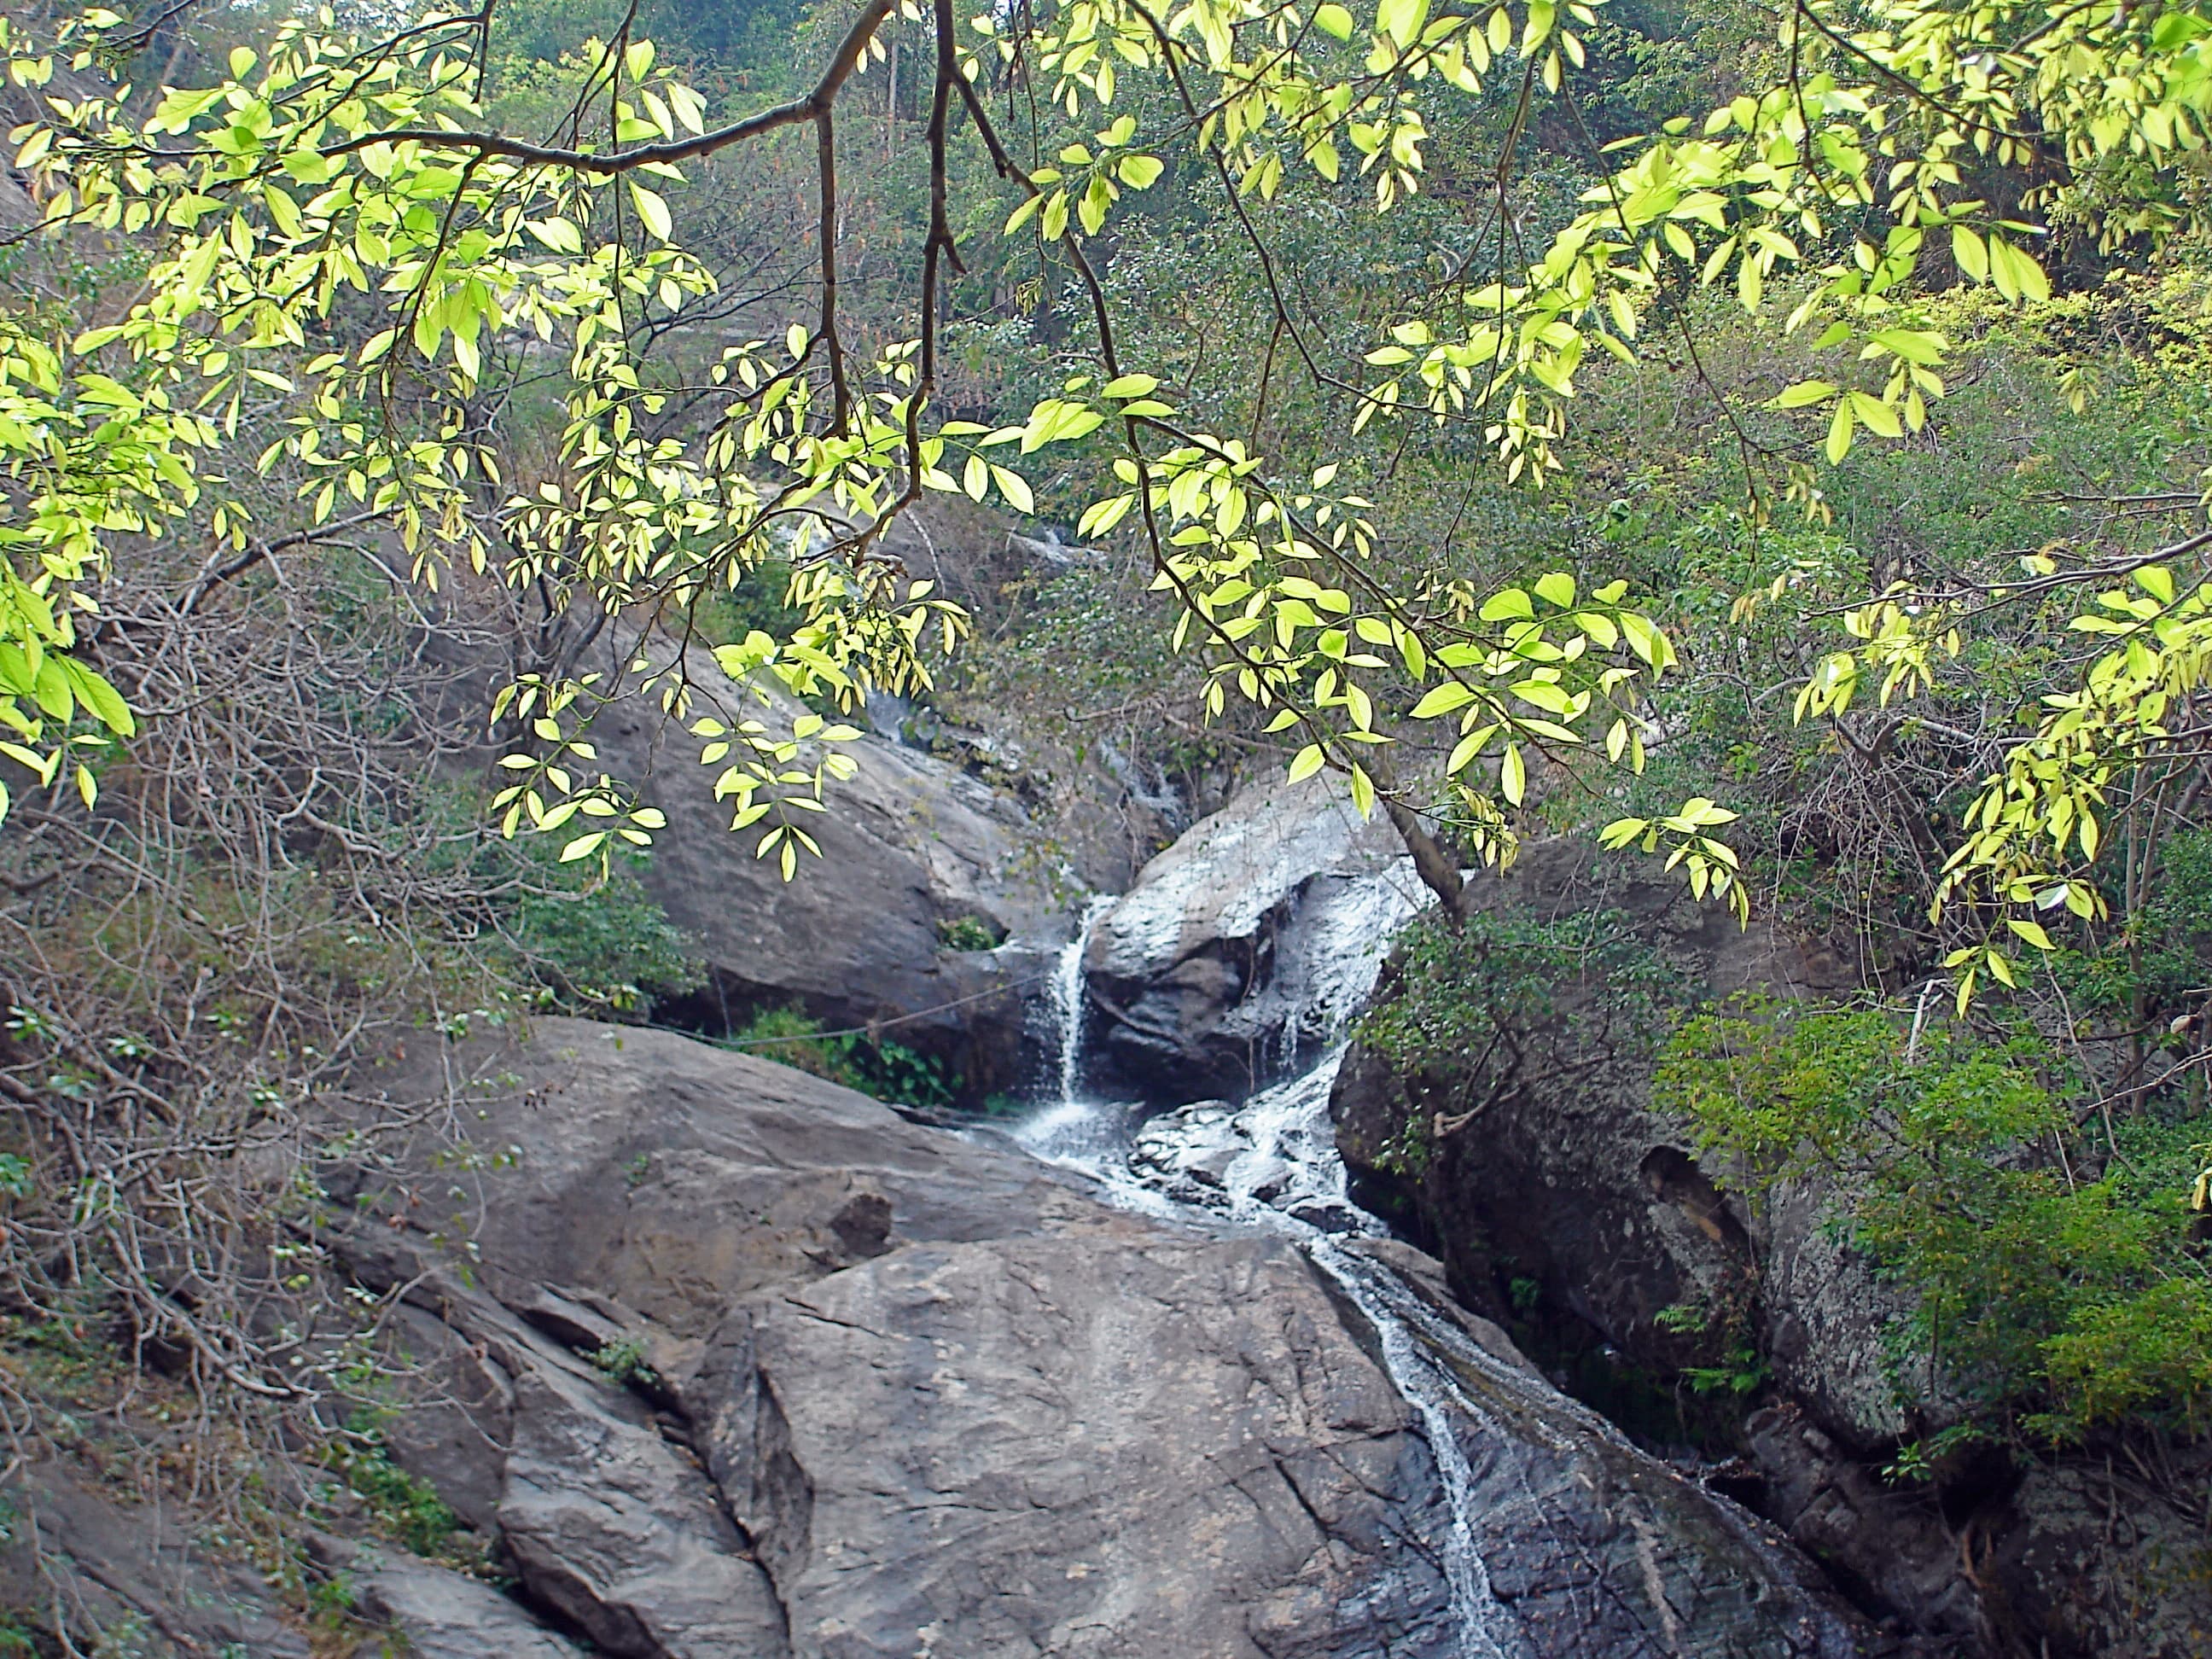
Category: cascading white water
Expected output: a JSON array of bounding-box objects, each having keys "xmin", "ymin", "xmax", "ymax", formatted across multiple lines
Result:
[
  {"xmin": 1014, "ymin": 895, "xmax": 1183, "ymax": 1219},
  {"xmin": 1049, "ymin": 893, "xmax": 1115, "ymax": 1104},
  {"xmin": 1253, "ymin": 860, "xmax": 1430, "ymax": 1073},
  {"xmin": 1307, "ymin": 1235, "xmax": 1517, "ymax": 1659},
  {"xmin": 1010, "ymin": 869, "xmax": 1524, "ymax": 1657}
]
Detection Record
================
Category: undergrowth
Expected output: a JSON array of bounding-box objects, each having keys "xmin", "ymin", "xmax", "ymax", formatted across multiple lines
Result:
[{"xmin": 726, "ymin": 1004, "xmax": 958, "ymax": 1109}]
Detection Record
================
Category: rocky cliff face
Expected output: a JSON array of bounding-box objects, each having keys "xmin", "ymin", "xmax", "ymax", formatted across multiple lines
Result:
[
  {"xmin": 1329, "ymin": 841, "xmax": 1894, "ymax": 1441},
  {"xmin": 306, "ymin": 1015, "xmax": 1869, "ymax": 1657},
  {"xmin": 1328, "ymin": 839, "xmax": 2212, "ymax": 1657},
  {"xmin": 24, "ymin": 750, "xmax": 2200, "ymax": 1656},
  {"xmin": 586, "ymin": 645, "xmax": 1073, "ymax": 1103}
]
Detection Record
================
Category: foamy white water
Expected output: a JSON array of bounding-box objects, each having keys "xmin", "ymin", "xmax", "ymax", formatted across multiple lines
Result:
[{"xmin": 1004, "ymin": 859, "xmax": 1524, "ymax": 1656}]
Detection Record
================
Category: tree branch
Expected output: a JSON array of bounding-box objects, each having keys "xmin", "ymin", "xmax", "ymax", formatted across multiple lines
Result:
[{"xmin": 256, "ymin": 0, "xmax": 896, "ymax": 175}]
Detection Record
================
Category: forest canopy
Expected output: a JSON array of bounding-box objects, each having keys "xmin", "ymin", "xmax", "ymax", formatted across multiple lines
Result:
[{"xmin": 0, "ymin": 0, "xmax": 2203, "ymax": 965}]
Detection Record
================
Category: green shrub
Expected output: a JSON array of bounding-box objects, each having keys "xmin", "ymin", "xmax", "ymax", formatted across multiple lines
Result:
[
  {"xmin": 590, "ymin": 1336, "xmax": 656, "ymax": 1387},
  {"xmin": 324, "ymin": 1418, "xmax": 466, "ymax": 1560},
  {"xmin": 502, "ymin": 857, "xmax": 703, "ymax": 1014},
  {"xmin": 935, "ymin": 915, "xmax": 1000, "ymax": 952},
  {"xmin": 729, "ymin": 1004, "xmax": 957, "ymax": 1109},
  {"xmin": 411, "ymin": 784, "xmax": 703, "ymax": 1016},
  {"xmin": 1359, "ymin": 905, "xmax": 1683, "ymax": 1086},
  {"xmin": 1657, "ymin": 998, "xmax": 2212, "ymax": 1441}
]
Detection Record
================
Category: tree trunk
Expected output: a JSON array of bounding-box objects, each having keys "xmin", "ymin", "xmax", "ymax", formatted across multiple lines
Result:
[{"xmin": 1365, "ymin": 749, "xmax": 1469, "ymax": 926}]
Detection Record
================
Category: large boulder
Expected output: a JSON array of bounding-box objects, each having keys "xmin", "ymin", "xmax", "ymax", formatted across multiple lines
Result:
[
  {"xmin": 1084, "ymin": 773, "xmax": 1427, "ymax": 1099},
  {"xmin": 318, "ymin": 1535, "xmax": 591, "ymax": 1657},
  {"xmin": 335, "ymin": 1016, "xmax": 1870, "ymax": 1657},
  {"xmin": 588, "ymin": 646, "xmax": 1071, "ymax": 1103},
  {"xmin": 403, "ymin": 579, "xmax": 1078, "ymax": 1105}
]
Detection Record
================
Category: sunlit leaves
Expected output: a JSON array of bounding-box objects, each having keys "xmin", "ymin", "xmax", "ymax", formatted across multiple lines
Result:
[
  {"xmin": 0, "ymin": 7, "xmax": 1034, "ymax": 871},
  {"xmin": 1599, "ymin": 800, "xmax": 1748, "ymax": 922},
  {"xmin": 1785, "ymin": 560, "xmax": 2212, "ymax": 1008},
  {"xmin": 628, "ymin": 182, "xmax": 673, "ymax": 242}
]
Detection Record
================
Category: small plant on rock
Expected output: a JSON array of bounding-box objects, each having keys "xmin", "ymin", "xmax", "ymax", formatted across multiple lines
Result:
[
  {"xmin": 935, "ymin": 916, "xmax": 1000, "ymax": 952},
  {"xmin": 591, "ymin": 1337, "xmax": 656, "ymax": 1388}
]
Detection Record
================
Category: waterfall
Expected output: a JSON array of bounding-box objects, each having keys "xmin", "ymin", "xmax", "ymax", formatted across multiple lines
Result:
[
  {"xmin": 1010, "ymin": 876, "xmax": 1523, "ymax": 1656},
  {"xmin": 1014, "ymin": 895, "xmax": 1182, "ymax": 1219},
  {"xmin": 1308, "ymin": 1237, "xmax": 1518, "ymax": 1659},
  {"xmin": 1048, "ymin": 894, "xmax": 1115, "ymax": 1104}
]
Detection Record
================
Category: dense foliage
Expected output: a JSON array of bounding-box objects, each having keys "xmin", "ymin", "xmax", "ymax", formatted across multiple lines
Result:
[{"xmin": 1661, "ymin": 997, "xmax": 2212, "ymax": 1444}]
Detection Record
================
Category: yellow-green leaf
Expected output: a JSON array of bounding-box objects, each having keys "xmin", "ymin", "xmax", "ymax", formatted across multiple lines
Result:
[
  {"xmin": 1825, "ymin": 397, "xmax": 1854, "ymax": 464},
  {"xmin": 1411, "ymin": 681, "xmax": 1476, "ymax": 719},
  {"xmin": 629, "ymin": 182, "xmax": 673, "ymax": 242}
]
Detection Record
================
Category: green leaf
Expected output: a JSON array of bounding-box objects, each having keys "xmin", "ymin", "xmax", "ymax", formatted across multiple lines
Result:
[
  {"xmin": 1869, "ymin": 328, "xmax": 1945, "ymax": 366},
  {"xmin": 1348, "ymin": 763, "xmax": 1376, "ymax": 818},
  {"xmin": 1079, "ymin": 175, "xmax": 1112, "ymax": 236},
  {"xmin": 1772, "ymin": 379, "xmax": 1836, "ymax": 410},
  {"xmin": 1286, "ymin": 742, "xmax": 1326, "ymax": 783},
  {"xmin": 1447, "ymin": 725, "xmax": 1494, "ymax": 773},
  {"xmin": 1598, "ymin": 816, "xmax": 1647, "ymax": 850},
  {"xmin": 61, "ymin": 661, "xmax": 134, "ymax": 736},
  {"xmin": 1500, "ymin": 742, "xmax": 1526, "ymax": 806},
  {"xmin": 1314, "ymin": 2, "xmax": 1355, "ymax": 38},
  {"xmin": 1478, "ymin": 587, "xmax": 1534, "ymax": 621},
  {"xmin": 2005, "ymin": 918, "xmax": 2056, "ymax": 951},
  {"xmin": 1410, "ymin": 681, "xmax": 1476, "ymax": 719},
  {"xmin": 1118, "ymin": 154, "xmax": 1164, "ymax": 189},
  {"xmin": 1990, "ymin": 236, "xmax": 2023, "ymax": 301},
  {"xmin": 1951, "ymin": 224, "xmax": 1989, "ymax": 282},
  {"xmin": 629, "ymin": 182, "xmax": 673, "ymax": 242},
  {"xmin": 1848, "ymin": 391, "xmax": 1902, "ymax": 439},
  {"xmin": 1825, "ymin": 397, "xmax": 1854, "ymax": 464},
  {"xmin": 990, "ymin": 464, "xmax": 1034, "ymax": 513},
  {"xmin": 1997, "ymin": 238, "xmax": 2051, "ymax": 302},
  {"xmin": 1378, "ymin": 0, "xmax": 1427, "ymax": 49},
  {"xmin": 1574, "ymin": 611, "xmax": 1619, "ymax": 649},
  {"xmin": 1619, "ymin": 612, "xmax": 1673, "ymax": 669},
  {"xmin": 1534, "ymin": 572, "xmax": 1575, "ymax": 608},
  {"xmin": 2134, "ymin": 566, "xmax": 2175, "ymax": 603},
  {"xmin": 1513, "ymin": 678, "xmax": 1577, "ymax": 715}
]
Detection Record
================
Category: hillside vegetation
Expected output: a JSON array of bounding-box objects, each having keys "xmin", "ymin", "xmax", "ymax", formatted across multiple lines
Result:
[{"xmin": 0, "ymin": 0, "xmax": 2206, "ymax": 1645}]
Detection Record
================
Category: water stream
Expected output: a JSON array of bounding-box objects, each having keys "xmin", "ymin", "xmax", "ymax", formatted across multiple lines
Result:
[{"xmin": 1009, "ymin": 875, "xmax": 1524, "ymax": 1658}]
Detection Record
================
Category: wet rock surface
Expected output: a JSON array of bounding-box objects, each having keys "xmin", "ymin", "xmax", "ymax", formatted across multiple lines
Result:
[
  {"xmin": 330, "ymin": 1016, "xmax": 1869, "ymax": 1657},
  {"xmin": 1084, "ymin": 772, "xmax": 1426, "ymax": 1099}
]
